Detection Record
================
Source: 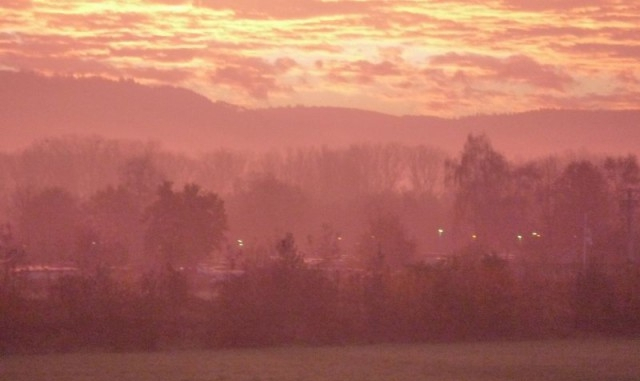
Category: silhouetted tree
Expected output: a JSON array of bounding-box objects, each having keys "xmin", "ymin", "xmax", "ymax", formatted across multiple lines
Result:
[
  {"xmin": 428, "ymin": 244, "xmax": 516, "ymax": 339},
  {"xmin": 85, "ymin": 185, "xmax": 144, "ymax": 267},
  {"xmin": 603, "ymin": 155, "xmax": 640, "ymax": 193},
  {"xmin": 447, "ymin": 134, "xmax": 513, "ymax": 250},
  {"xmin": 274, "ymin": 232, "xmax": 304, "ymax": 272},
  {"xmin": 144, "ymin": 182, "xmax": 227, "ymax": 268},
  {"xmin": 573, "ymin": 262, "xmax": 616, "ymax": 332},
  {"xmin": 405, "ymin": 145, "xmax": 446, "ymax": 195},
  {"xmin": 358, "ymin": 212, "xmax": 416, "ymax": 270},
  {"xmin": 550, "ymin": 160, "xmax": 613, "ymax": 263},
  {"xmin": 227, "ymin": 174, "xmax": 308, "ymax": 244},
  {"xmin": 120, "ymin": 154, "xmax": 165, "ymax": 200},
  {"xmin": 12, "ymin": 137, "xmax": 125, "ymax": 196},
  {"xmin": 15, "ymin": 187, "xmax": 81, "ymax": 264},
  {"xmin": 196, "ymin": 150, "xmax": 248, "ymax": 195}
]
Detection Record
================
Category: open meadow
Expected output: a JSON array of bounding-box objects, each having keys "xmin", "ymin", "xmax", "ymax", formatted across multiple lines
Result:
[{"xmin": 2, "ymin": 339, "xmax": 640, "ymax": 381}]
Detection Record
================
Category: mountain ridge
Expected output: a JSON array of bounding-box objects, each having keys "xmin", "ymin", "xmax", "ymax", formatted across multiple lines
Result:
[{"xmin": 1, "ymin": 71, "xmax": 639, "ymax": 158}]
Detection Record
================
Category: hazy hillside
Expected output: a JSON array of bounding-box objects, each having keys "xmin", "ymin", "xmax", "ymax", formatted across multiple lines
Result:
[
  {"xmin": 0, "ymin": 71, "xmax": 242, "ymax": 152},
  {"xmin": 2, "ymin": 71, "xmax": 639, "ymax": 157}
]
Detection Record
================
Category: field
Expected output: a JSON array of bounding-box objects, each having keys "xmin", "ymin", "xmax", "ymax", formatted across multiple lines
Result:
[{"xmin": 2, "ymin": 339, "xmax": 640, "ymax": 381}]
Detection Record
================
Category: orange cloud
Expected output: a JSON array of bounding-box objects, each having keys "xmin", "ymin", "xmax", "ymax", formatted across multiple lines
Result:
[
  {"xmin": 109, "ymin": 47, "xmax": 200, "ymax": 63},
  {"xmin": 0, "ymin": 0, "xmax": 638, "ymax": 116},
  {"xmin": 326, "ymin": 60, "xmax": 403, "ymax": 85},
  {"xmin": 0, "ymin": 0, "xmax": 31, "ymax": 9},
  {"xmin": 533, "ymin": 91, "xmax": 640, "ymax": 110},
  {"xmin": 211, "ymin": 56, "xmax": 298, "ymax": 99},
  {"xmin": 502, "ymin": 0, "xmax": 612, "ymax": 11},
  {"xmin": 197, "ymin": 0, "xmax": 380, "ymax": 19},
  {"xmin": 430, "ymin": 53, "xmax": 574, "ymax": 90},
  {"xmin": 559, "ymin": 43, "xmax": 640, "ymax": 60}
]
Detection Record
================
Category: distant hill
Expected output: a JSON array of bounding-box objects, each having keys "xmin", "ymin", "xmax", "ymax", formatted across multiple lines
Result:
[
  {"xmin": 1, "ymin": 70, "xmax": 639, "ymax": 158},
  {"xmin": 0, "ymin": 71, "xmax": 242, "ymax": 152}
]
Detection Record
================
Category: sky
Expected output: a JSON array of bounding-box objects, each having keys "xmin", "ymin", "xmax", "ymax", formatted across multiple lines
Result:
[{"xmin": 1, "ymin": 0, "xmax": 639, "ymax": 116}]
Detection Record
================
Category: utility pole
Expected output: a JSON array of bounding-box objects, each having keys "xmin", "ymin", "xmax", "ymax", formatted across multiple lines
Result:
[{"xmin": 623, "ymin": 188, "xmax": 638, "ymax": 264}]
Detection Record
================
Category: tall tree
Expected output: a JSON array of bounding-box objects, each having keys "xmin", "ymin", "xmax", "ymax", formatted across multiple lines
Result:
[
  {"xmin": 550, "ymin": 160, "xmax": 612, "ymax": 263},
  {"xmin": 602, "ymin": 155, "xmax": 640, "ymax": 263},
  {"xmin": 144, "ymin": 182, "xmax": 227, "ymax": 268},
  {"xmin": 447, "ymin": 134, "xmax": 512, "ymax": 249},
  {"xmin": 120, "ymin": 155, "xmax": 165, "ymax": 200},
  {"xmin": 405, "ymin": 145, "xmax": 446, "ymax": 195},
  {"xmin": 603, "ymin": 154, "xmax": 640, "ymax": 193}
]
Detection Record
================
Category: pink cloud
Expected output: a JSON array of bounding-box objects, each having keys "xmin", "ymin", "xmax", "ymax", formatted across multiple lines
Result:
[
  {"xmin": 151, "ymin": 0, "xmax": 190, "ymax": 4},
  {"xmin": 502, "ymin": 0, "xmax": 611, "ymax": 11},
  {"xmin": 0, "ymin": 34, "xmax": 104, "ymax": 56},
  {"xmin": 0, "ymin": 0, "xmax": 31, "ymax": 9},
  {"xmin": 430, "ymin": 53, "xmax": 574, "ymax": 90},
  {"xmin": 326, "ymin": 60, "xmax": 403, "ymax": 84},
  {"xmin": 42, "ymin": 11, "xmax": 151, "ymax": 31},
  {"xmin": 560, "ymin": 42, "xmax": 640, "ymax": 60},
  {"xmin": 421, "ymin": 68, "xmax": 464, "ymax": 88},
  {"xmin": 533, "ymin": 91, "xmax": 640, "ymax": 110},
  {"xmin": 109, "ymin": 47, "xmax": 200, "ymax": 63},
  {"xmin": 592, "ymin": 6, "xmax": 640, "ymax": 22},
  {"xmin": 0, "ymin": 52, "xmax": 117, "ymax": 76},
  {"xmin": 362, "ymin": 9, "xmax": 476, "ymax": 34},
  {"xmin": 617, "ymin": 70, "xmax": 639, "ymax": 85},
  {"xmin": 121, "ymin": 67, "xmax": 193, "ymax": 83},
  {"xmin": 210, "ymin": 56, "xmax": 297, "ymax": 99},
  {"xmin": 0, "ymin": 50, "xmax": 194, "ymax": 84},
  {"xmin": 197, "ymin": 0, "xmax": 380, "ymax": 19},
  {"xmin": 2, "ymin": 0, "xmax": 638, "ymax": 116},
  {"xmin": 493, "ymin": 25, "xmax": 593, "ymax": 42}
]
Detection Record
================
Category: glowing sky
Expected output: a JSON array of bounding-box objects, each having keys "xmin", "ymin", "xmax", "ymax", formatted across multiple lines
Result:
[{"xmin": 1, "ymin": 0, "xmax": 639, "ymax": 116}]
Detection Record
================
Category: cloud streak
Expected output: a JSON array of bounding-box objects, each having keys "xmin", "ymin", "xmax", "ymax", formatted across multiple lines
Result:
[
  {"xmin": 430, "ymin": 53, "xmax": 574, "ymax": 90},
  {"xmin": 0, "ymin": 0, "xmax": 638, "ymax": 116}
]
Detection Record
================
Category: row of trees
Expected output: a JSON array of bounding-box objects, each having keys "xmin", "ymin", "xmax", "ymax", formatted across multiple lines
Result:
[
  {"xmin": 2, "ymin": 134, "xmax": 640, "ymax": 270},
  {"xmin": 0, "ymin": 181, "xmax": 226, "ymax": 270},
  {"xmin": 2, "ymin": 236, "xmax": 639, "ymax": 353},
  {"xmin": 2, "ymin": 134, "xmax": 640, "ymax": 353},
  {"xmin": 0, "ymin": 137, "xmax": 449, "ymax": 269}
]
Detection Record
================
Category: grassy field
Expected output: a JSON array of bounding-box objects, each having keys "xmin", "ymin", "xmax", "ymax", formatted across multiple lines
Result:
[{"xmin": 2, "ymin": 339, "xmax": 640, "ymax": 381}]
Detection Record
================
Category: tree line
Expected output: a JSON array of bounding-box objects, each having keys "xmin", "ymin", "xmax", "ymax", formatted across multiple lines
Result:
[
  {"xmin": 2, "ymin": 235, "xmax": 639, "ymax": 353},
  {"xmin": 1, "ymin": 134, "xmax": 640, "ymax": 353}
]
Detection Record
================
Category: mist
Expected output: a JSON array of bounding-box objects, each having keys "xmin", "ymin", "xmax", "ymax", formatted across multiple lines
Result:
[{"xmin": 2, "ymin": 134, "xmax": 640, "ymax": 352}]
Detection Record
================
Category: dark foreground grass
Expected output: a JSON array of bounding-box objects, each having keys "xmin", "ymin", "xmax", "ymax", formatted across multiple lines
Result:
[{"xmin": 1, "ymin": 339, "xmax": 639, "ymax": 381}]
